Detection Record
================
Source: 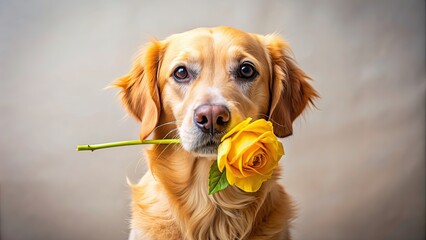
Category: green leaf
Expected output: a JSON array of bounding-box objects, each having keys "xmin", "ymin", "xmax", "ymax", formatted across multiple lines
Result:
[{"xmin": 208, "ymin": 160, "xmax": 229, "ymax": 195}]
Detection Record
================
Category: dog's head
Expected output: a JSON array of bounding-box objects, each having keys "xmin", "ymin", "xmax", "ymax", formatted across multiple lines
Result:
[{"xmin": 114, "ymin": 27, "xmax": 318, "ymax": 156}]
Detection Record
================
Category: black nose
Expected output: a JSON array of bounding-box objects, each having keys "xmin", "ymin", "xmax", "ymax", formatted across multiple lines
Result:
[{"xmin": 194, "ymin": 104, "xmax": 230, "ymax": 134}]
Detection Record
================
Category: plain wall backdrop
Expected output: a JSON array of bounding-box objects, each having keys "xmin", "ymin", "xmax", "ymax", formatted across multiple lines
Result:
[{"xmin": 0, "ymin": 0, "xmax": 424, "ymax": 239}]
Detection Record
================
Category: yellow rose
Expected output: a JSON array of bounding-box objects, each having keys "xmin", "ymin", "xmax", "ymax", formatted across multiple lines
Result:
[{"xmin": 217, "ymin": 118, "xmax": 284, "ymax": 192}]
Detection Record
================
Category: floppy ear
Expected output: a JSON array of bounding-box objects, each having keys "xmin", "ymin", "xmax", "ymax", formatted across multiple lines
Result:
[
  {"xmin": 265, "ymin": 34, "xmax": 319, "ymax": 138},
  {"xmin": 113, "ymin": 41, "xmax": 163, "ymax": 140}
]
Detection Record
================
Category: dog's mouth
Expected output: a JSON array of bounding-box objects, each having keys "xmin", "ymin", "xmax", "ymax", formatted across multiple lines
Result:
[{"xmin": 189, "ymin": 134, "xmax": 223, "ymax": 156}]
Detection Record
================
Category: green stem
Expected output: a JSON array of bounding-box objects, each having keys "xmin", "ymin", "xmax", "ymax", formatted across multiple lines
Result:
[{"xmin": 76, "ymin": 139, "xmax": 181, "ymax": 151}]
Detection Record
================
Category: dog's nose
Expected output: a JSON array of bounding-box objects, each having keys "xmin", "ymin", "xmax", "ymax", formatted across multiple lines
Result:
[{"xmin": 194, "ymin": 104, "xmax": 230, "ymax": 134}]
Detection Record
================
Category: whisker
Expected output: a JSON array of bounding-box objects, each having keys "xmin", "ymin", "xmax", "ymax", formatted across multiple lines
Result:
[
  {"xmin": 228, "ymin": 100, "xmax": 242, "ymax": 109},
  {"xmin": 252, "ymin": 113, "xmax": 270, "ymax": 120},
  {"xmin": 255, "ymin": 113, "xmax": 286, "ymax": 128},
  {"xmin": 152, "ymin": 120, "xmax": 181, "ymax": 132},
  {"xmin": 152, "ymin": 128, "xmax": 179, "ymax": 152},
  {"xmin": 134, "ymin": 127, "xmax": 180, "ymax": 174},
  {"xmin": 154, "ymin": 132, "xmax": 181, "ymax": 162}
]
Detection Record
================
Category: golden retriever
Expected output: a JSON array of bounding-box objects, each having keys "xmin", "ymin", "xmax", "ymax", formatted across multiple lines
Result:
[{"xmin": 114, "ymin": 26, "xmax": 318, "ymax": 240}]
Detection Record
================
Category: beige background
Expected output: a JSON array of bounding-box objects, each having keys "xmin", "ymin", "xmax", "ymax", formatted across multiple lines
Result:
[{"xmin": 0, "ymin": 0, "xmax": 424, "ymax": 239}]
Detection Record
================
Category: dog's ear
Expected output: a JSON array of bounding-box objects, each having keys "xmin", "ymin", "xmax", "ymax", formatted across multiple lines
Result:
[
  {"xmin": 264, "ymin": 34, "xmax": 319, "ymax": 138},
  {"xmin": 113, "ymin": 41, "xmax": 163, "ymax": 140}
]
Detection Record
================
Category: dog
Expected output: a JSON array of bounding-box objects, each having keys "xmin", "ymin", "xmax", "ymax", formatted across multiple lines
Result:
[{"xmin": 114, "ymin": 26, "xmax": 318, "ymax": 240}]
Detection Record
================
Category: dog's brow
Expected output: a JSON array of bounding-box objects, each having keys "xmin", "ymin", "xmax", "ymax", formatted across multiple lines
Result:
[
  {"xmin": 170, "ymin": 50, "xmax": 200, "ymax": 65},
  {"xmin": 227, "ymin": 46, "xmax": 261, "ymax": 69},
  {"xmin": 168, "ymin": 50, "xmax": 202, "ymax": 74},
  {"xmin": 228, "ymin": 46, "xmax": 257, "ymax": 62}
]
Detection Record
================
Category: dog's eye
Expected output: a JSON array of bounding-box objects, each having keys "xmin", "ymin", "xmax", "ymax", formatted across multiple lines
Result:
[
  {"xmin": 238, "ymin": 62, "xmax": 257, "ymax": 80},
  {"xmin": 173, "ymin": 66, "xmax": 190, "ymax": 82}
]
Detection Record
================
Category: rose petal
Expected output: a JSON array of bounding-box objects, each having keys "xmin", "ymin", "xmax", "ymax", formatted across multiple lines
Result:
[
  {"xmin": 221, "ymin": 117, "xmax": 252, "ymax": 141},
  {"xmin": 251, "ymin": 150, "xmax": 268, "ymax": 169},
  {"xmin": 244, "ymin": 119, "xmax": 273, "ymax": 133},
  {"xmin": 226, "ymin": 160, "xmax": 246, "ymax": 178},
  {"xmin": 217, "ymin": 139, "xmax": 232, "ymax": 172},
  {"xmin": 230, "ymin": 131, "xmax": 276, "ymax": 165},
  {"xmin": 277, "ymin": 140, "xmax": 284, "ymax": 156},
  {"xmin": 231, "ymin": 132, "xmax": 259, "ymax": 160},
  {"xmin": 225, "ymin": 165, "xmax": 239, "ymax": 185},
  {"xmin": 230, "ymin": 119, "xmax": 272, "ymax": 141},
  {"xmin": 233, "ymin": 173, "xmax": 271, "ymax": 192},
  {"xmin": 246, "ymin": 159, "xmax": 277, "ymax": 177},
  {"xmin": 244, "ymin": 147, "xmax": 265, "ymax": 168}
]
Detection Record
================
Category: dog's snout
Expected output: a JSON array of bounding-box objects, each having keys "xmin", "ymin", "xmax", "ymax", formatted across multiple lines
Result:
[{"xmin": 194, "ymin": 105, "xmax": 230, "ymax": 134}]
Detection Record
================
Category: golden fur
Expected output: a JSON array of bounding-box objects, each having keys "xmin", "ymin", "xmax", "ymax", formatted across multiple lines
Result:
[{"xmin": 114, "ymin": 26, "xmax": 318, "ymax": 240}]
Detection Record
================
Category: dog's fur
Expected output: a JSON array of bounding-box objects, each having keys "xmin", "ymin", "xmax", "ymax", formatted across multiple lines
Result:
[{"xmin": 114, "ymin": 27, "xmax": 318, "ymax": 240}]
